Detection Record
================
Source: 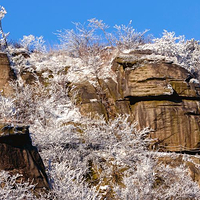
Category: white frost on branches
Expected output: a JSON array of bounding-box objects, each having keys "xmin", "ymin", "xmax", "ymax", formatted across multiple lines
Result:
[
  {"xmin": 20, "ymin": 35, "xmax": 47, "ymax": 52},
  {"xmin": 141, "ymin": 30, "xmax": 200, "ymax": 72},
  {"xmin": 0, "ymin": 171, "xmax": 37, "ymax": 199},
  {"xmin": 0, "ymin": 6, "xmax": 6, "ymax": 20},
  {"xmin": 0, "ymin": 9, "xmax": 199, "ymax": 198},
  {"xmin": 114, "ymin": 20, "xmax": 149, "ymax": 49},
  {"xmin": 0, "ymin": 92, "xmax": 16, "ymax": 122},
  {"xmin": 0, "ymin": 6, "xmax": 8, "ymax": 49}
]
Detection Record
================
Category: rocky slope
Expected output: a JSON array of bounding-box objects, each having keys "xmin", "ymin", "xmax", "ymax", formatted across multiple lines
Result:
[
  {"xmin": 1, "ymin": 49, "xmax": 200, "ymax": 197},
  {"xmin": 0, "ymin": 53, "xmax": 50, "ymax": 191}
]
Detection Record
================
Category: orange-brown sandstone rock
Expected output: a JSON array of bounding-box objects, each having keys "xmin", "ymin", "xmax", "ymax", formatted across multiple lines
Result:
[
  {"xmin": 74, "ymin": 51, "xmax": 200, "ymax": 152},
  {"xmin": 0, "ymin": 53, "xmax": 16, "ymax": 96}
]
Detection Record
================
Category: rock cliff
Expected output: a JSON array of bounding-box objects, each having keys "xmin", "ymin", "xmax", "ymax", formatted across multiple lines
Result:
[
  {"xmin": 72, "ymin": 50, "xmax": 200, "ymax": 153},
  {"xmin": 0, "ymin": 53, "xmax": 16, "ymax": 96},
  {"xmin": 1, "ymin": 50, "xmax": 200, "ymax": 195}
]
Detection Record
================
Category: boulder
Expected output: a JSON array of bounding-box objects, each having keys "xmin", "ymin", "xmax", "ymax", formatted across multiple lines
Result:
[{"xmin": 0, "ymin": 123, "xmax": 50, "ymax": 190}]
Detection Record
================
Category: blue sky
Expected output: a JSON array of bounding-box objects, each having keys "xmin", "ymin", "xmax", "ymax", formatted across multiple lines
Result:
[{"xmin": 1, "ymin": 0, "xmax": 200, "ymax": 46}]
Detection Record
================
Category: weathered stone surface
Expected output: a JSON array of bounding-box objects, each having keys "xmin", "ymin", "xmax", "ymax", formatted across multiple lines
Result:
[
  {"xmin": 0, "ymin": 53, "xmax": 16, "ymax": 96},
  {"xmin": 79, "ymin": 102, "xmax": 108, "ymax": 119},
  {"xmin": 131, "ymin": 100, "xmax": 200, "ymax": 151},
  {"xmin": 115, "ymin": 56, "xmax": 200, "ymax": 152},
  {"xmin": 0, "ymin": 124, "xmax": 49, "ymax": 190},
  {"xmin": 74, "ymin": 51, "xmax": 200, "ymax": 152},
  {"xmin": 73, "ymin": 81, "xmax": 99, "ymax": 104},
  {"xmin": 116, "ymin": 61, "xmax": 199, "ymax": 98}
]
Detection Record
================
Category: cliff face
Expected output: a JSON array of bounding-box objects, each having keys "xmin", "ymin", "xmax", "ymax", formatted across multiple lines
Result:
[
  {"xmin": 73, "ymin": 51, "xmax": 200, "ymax": 153},
  {"xmin": 0, "ymin": 54, "xmax": 49, "ymax": 190},
  {"xmin": 0, "ymin": 53, "xmax": 16, "ymax": 96},
  {"xmin": 1, "ymin": 51, "xmax": 200, "ymax": 194}
]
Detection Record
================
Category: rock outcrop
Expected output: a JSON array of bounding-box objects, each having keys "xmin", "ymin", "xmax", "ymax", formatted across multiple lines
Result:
[
  {"xmin": 0, "ymin": 53, "xmax": 16, "ymax": 96},
  {"xmin": 0, "ymin": 123, "xmax": 49, "ymax": 190},
  {"xmin": 1, "ymin": 50, "xmax": 200, "ymax": 192},
  {"xmin": 73, "ymin": 51, "xmax": 200, "ymax": 153}
]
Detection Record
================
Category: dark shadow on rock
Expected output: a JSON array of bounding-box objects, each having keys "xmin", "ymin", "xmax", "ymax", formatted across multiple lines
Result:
[{"xmin": 0, "ymin": 124, "xmax": 50, "ymax": 191}]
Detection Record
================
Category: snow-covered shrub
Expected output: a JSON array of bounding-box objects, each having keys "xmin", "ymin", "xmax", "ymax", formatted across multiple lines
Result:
[
  {"xmin": 114, "ymin": 161, "xmax": 200, "ymax": 200},
  {"xmin": 114, "ymin": 153, "xmax": 157, "ymax": 200},
  {"xmin": 0, "ymin": 171, "xmax": 38, "ymax": 200},
  {"xmin": 30, "ymin": 112, "xmax": 200, "ymax": 199},
  {"xmin": 0, "ymin": 6, "xmax": 6, "ymax": 20},
  {"xmin": 45, "ymin": 162, "xmax": 100, "ymax": 200},
  {"xmin": 141, "ymin": 30, "xmax": 200, "ymax": 73},
  {"xmin": 20, "ymin": 35, "xmax": 46, "ymax": 53},
  {"xmin": 30, "ymin": 114, "xmax": 153, "ymax": 198},
  {"xmin": 56, "ymin": 21, "xmax": 103, "ymax": 59},
  {"xmin": 10, "ymin": 79, "xmax": 75, "ymax": 126},
  {"xmin": 0, "ymin": 92, "xmax": 16, "ymax": 122},
  {"xmin": 0, "ymin": 6, "xmax": 8, "ymax": 50},
  {"xmin": 113, "ymin": 20, "xmax": 149, "ymax": 50},
  {"xmin": 57, "ymin": 19, "xmax": 150, "ymax": 55},
  {"xmin": 153, "ymin": 164, "xmax": 200, "ymax": 199},
  {"xmin": 56, "ymin": 21, "xmax": 114, "ymax": 86},
  {"xmin": 87, "ymin": 18, "xmax": 112, "ymax": 46}
]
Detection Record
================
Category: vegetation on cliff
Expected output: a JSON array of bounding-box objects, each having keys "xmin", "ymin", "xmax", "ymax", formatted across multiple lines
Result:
[{"xmin": 0, "ymin": 5, "xmax": 200, "ymax": 200}]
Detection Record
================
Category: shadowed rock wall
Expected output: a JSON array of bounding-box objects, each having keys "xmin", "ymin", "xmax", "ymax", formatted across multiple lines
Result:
[{"xmin": 0, "ymin": 124, "xmax": 50, "ymax": 190}]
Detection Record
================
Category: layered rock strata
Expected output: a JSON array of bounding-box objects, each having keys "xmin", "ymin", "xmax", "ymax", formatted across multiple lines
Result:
[{"xmin": 73, "ymin": 51, "xmax": 200, "ymax": 152}]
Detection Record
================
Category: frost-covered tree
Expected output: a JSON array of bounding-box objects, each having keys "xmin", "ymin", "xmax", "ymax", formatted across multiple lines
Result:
[
  {"xmin": 113, "ymin": 20, "xmax": 149, "ymax": 50},
  {"xmin": 20, "ymin": 35, "xmax": 46, "ymax": 52},
  {"xmin": 141, "ymin": 30, "xmax": 200, "ymax": 73},
  {"xmin": 57, "ymin": 20, "xmax": 104, "ymax": 59},
  {"xmin": 0, "ymin": 5, "xmax": 8, "ymax": 50}
]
